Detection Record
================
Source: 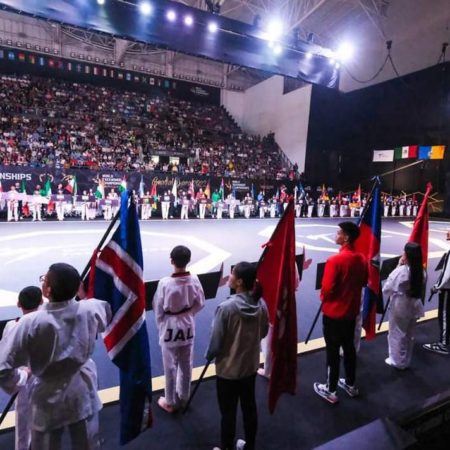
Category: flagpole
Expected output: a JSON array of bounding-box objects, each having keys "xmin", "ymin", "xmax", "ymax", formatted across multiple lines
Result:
[
  {"xmin": 182, "ymin": 361, "xmax": 211, "ymax": 414},
  {"xmin": 0, "ymin": 392, "xmax": 18, "ymax": 427},
  {"xmin": 79, "ymin": 199, "xmax": 122, "ymax": 281},
  {"xmin": 377, "ymin": 297, "xmax": 390, "ymax": 330},
  {"xmin": 304, "ymin": 304, "xmax": 322, "ymax": 344}
]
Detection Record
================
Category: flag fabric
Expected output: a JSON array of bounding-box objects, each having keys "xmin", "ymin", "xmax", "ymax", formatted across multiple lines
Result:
[
  {"xmin": 65, "ymin": 176, "xmax": 77, "ymax": 195},
  {"xmin": 118, "ymin": 176, "xmax": 127, "ymax": 193},
  {"xmin": 354, "ymin": 178, "xmax": 383, "ymax": 341},
  {"xmin": 408, "ymin": 183, "xmax": 432, "ymax": 267},
  {"xmin": 430, "ymin": 145, "xmax": 446, "ymax": 160},
  {"xmin": 171, "ymin": 178, "xmax": 178, "ymax": 205},
  {"xmin": 88, "ymin": 191, "xmax": 152, "ymax": 444},
  {"xmin": 19, "ymin": 180, "xmax": 27, "ymax": 194},
  {"xmin": 394, "ymin": 146, "xmax": 418, "ymax": 160},
  {"xmin": 139, "ymin": 175, "xmax": 145, "ymax": 198},
  {"xmin": 40, "ymin": 179, "xmax": 52, "ymax": 197},
  {"xmin": 219, "ymin": 178, "xmax": 224, "ymax": 200},
  {"xmin": 256, "ymin": 199, "xmax": 297, "ymax": 413},
  {"xmin": 418, "ymin": 146, "xmax": 432, "ymax": 160},
  {"xmin": 188, "ymin": 180, "xmax": 195, "ymax": 198},
  {"xmin": 373, "ymin": 149, "xmax": 394, "ymax": 162},
  {"xmin": 95, "ymin": 178, "xmax": 105, "ymax": 199},
  {"xmin": 150, "ymin": 182, "xmax": 157, "ymax": 199},
  {"xmin": 204, "ymin": 181, "xmax": 211, "ymax": 199}
]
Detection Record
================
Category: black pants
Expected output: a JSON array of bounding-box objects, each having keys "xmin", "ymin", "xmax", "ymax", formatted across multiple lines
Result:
[
  {"xmin": 216, "ymin": 374, "xmax": 257, "ymax": 450},
  {"xmin": 323, "ymin": 315, "xmax": 356, "ymax": 392},
  {"xmin": 438, "ymin": 291, "xmax": 450, "ymax": 345}
]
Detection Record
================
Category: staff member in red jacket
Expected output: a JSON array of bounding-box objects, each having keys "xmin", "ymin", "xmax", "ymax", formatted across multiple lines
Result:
[{"xmin": 314, "ymin": 221, "xmax": 368, "ymax": 404}]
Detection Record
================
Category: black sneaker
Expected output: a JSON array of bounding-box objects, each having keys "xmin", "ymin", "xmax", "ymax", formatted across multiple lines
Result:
[{"xmin": 423, "ymin": 343, "xmax": 449, "ymax": 355}]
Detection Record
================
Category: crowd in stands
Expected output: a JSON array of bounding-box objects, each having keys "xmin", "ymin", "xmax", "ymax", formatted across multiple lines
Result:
[{"xmin": 0, "ymin": 74, "xmax": 292, "ymax": 179}]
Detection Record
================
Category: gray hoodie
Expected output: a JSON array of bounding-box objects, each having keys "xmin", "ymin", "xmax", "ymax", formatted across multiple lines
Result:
[{"xmin": 205, "ymin": 292, "xmax": 269, "ymax": 379}]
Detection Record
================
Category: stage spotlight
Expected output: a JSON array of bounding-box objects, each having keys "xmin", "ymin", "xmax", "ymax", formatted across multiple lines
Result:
[
  {"xmin": 335, "ymin": 62, "xmax": 340, "ymax": 69},
  {"xmin": 139, "ymin": 2, "xmax": 152, "ymax": 16},
  {"xmin": 305, "ymin": 52, "xmax": 313, "ymax": 59},
  {"xmin": 97, "ymin": 0, "xmax": 105, "ymax": 5},
  {"xmin": 184, "ymin": 15, "xmax": 193, "ymax": 26},
  {"xmin": 273, "ymin": 44, "xmax": 282, "ymax": 55},
  {"xmin": 267, "ymin": 19, "xmax": 283, "ymax": 41},
  {"xmin": 208, "ymin": 22, "xmax": 218, "ymax": 33},
  {"xmin": 166, "ymin": 10, "xmax": 176, "ymax": 22},
  {"xmin": 329, "ymin": 58, "xmax": 335, "ymax": 65},
  {"xmin": 335, "ymin": 42, "xmax": 354, "ymax": 62}
]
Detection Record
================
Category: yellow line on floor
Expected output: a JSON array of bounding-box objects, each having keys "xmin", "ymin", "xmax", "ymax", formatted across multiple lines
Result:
[{"xmin": 0, "ymin": 309, "xmax": 439, "ymax": 432}]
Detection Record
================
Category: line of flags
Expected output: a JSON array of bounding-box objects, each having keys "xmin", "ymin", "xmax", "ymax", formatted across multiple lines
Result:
[{"xmin": 373, "ymin": 145, "xmax": 446, "ymax": 162}]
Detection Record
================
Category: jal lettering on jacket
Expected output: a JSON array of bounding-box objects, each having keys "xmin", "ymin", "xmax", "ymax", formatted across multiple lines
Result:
[{"xmin": 164, "ymin": 327, "xmax": 194, "ymax": 342}]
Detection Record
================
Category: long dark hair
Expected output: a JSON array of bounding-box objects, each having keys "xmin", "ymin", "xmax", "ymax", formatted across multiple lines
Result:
[
  {"xmin": 233, "ymin": 262, "xmax": 262, "ymax": 301},
  {"xmin": 404, "ymin": 242, "xmax": 423, "ymax": 298}
]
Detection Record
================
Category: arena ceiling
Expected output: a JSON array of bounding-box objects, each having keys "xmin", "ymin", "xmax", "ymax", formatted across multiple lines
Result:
[
  {"xmin": 175, "ymin": 0, "xmax": 450, "ymax": 91},
  {"xmin": 0, "ymin": 0, "xmax": 448, "ymax": 92}
]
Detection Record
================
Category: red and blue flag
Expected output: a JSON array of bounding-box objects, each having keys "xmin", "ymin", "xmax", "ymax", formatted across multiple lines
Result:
[
  {"xmin": 354, "ymin": 179, "xmax": 383, "ymax": 340},
  {"xmin": 88, "ymin": 191, "xmax": 152, "ymax": 444}
]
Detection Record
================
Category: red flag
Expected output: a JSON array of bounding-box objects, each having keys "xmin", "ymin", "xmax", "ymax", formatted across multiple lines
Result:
[
  {"xmin": 150, "ymin": 182, "xmax": 157, "ymax": 198},
  {"xmin": 408, "ymin": 182, "xmax": 432, "ymax": 267},
  {"xmin": 257, "ymin": 198, "xmax": 297, "ymax": 413}
]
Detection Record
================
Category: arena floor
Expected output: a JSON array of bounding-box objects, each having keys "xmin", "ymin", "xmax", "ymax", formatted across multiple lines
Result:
[{"xmin": 0, "ymin": 216, "xmax": 449, "ymax": 415}]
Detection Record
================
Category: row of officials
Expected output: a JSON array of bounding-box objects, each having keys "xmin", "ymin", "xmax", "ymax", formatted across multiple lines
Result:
[{"xmin": 1, "ymin": 185, "xmax": 419, "ymax": 222}]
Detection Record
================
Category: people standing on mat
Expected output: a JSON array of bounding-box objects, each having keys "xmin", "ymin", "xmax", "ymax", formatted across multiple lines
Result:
[
  {"xmin": 1, "ymin": 286, "xmax": 43, "ymax": 450},
  {"xmin": 423, "ymin": 229, "xmax": 450, "ymax": 355},
  {"xmin": 206, "ymin": 262, "xmax": 269, "ymax": 450},
  {"xmin": 0, "ymin": 263, "xmax": 111, "ymax": 450},
  {"xmin": 314, "ymin": 221, "xmax": 368, "ymax": 404},
  {"xmin": 383, "ymin": 242, "xmax": 425, "ymax": 369},
  {"xmin": 153, "ymin": 245, "xmax": 205, "ymax": 413}
]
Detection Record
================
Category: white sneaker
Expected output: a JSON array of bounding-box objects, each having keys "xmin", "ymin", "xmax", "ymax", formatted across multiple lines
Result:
[
  {"xmin": 236, "ymin": 439, "xmax": 246, "ymax": 450},
  {"xmin": 337, "ymin": 378, "xmax": 359, "ymax": 397},
  {"xmin": 313, "ymin": 382, "xmax": 339, "ymax": 404}
]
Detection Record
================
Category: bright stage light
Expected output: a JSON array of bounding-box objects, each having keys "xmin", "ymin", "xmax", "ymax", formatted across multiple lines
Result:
[
  {"xmin": 139, "ymin": 2, "xmax": 152, "ymax": 15},
  {"xmin": 305, "ymin": 52, "xmax": 313, "ymax": 59},
  {"xmin": 166, "ymin": 10, "xmax": 176, "ymax": 22},
  {"xmin": 335, "ymin": 42, "xmax": 355, "ymax": 62},
  {"xmin": 335, "ymin": 62, "xmax": 340, "ymax": 69},
  {"xmin": 266, "ymin": 19, "xmax": 283, "ymax": 40},
  {"xmin": 97, "ymin": 0, "xmax": 105, "ymax": 5},
  {"xmin": 208, "ymin": 22, "xmax": 218, "ymax": 33},
  {"xmin": 329, "ymin": 57, "xmax": 335, "ymax": 65},
  {"xmin": 273, "ymin": 44, "xmax": 282, "ymax": 55},
  {"xmin": 184, "ymin": 15, "xmax": 194, "ymax": 26}
]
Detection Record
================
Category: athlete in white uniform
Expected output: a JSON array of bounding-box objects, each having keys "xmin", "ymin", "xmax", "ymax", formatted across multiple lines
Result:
[
  {"xmin": 153, "ymin": 246, "xmax": 205, "ymax": 413},
  {"xmin": 7, "ymin": 186, "xmax": 19, "ymax": 222},
  {"xmin": 0, "ymin": 263, "xmax": 111, "ymax": 450},
  {"xmin": 1, "ymin": 286, "xmax": 43, "ymax": 450}
]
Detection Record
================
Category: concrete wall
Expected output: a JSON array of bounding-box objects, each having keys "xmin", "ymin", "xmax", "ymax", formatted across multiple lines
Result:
[{"xmin": 221, "ymin": 76, "xmax": 312, "ymax": 172}]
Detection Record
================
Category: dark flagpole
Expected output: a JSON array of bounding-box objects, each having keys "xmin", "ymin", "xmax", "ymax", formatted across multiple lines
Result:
[
  {"xmin": 0, "ymin": 392, "xmax": 18, "ymax": 427},
  {"xmin": 304, "ymin": 178, "xmax": 381, "ymax": 345},
  {"xmin": 183, "ymin": 361, "xmax": 211, "ymax": 414}
]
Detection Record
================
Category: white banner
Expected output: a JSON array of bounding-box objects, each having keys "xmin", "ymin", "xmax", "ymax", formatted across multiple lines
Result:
[{"xmin": 373, "ymin": 149, "xmax": 394, "ymax": 162}]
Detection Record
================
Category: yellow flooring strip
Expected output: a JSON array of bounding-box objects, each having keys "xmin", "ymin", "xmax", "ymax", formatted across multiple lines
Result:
[{"xmin": 0, "ymin": 308, "xmax": 439, "ymax": 432}]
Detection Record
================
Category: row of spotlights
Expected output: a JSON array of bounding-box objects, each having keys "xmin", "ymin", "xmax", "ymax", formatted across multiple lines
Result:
[{"xmin": 97, "ymin": 1, "xmax": 218, "ymax": 32}]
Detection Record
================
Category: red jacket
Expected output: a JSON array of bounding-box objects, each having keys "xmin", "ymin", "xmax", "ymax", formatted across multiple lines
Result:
[{"xmin": 320, "ymin": 245, "xmax": 368, "ymax": 320}]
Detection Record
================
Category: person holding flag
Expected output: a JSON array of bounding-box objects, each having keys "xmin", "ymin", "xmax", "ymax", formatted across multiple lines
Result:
[
  {"xmin": 206, "ymin": 262, "xmax": 268, "ymax": 450},
  {"xmin": 0, "ymin": 263, "xmax": 111, "ymax": 449},
  {"xmin": 383, "ymin": 242, "xmax": 425, "ymax": 369},
  {"xmin": 314, "ymin": 221, "xmax": 368, "ymax": 404}
]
